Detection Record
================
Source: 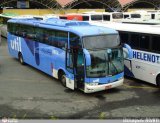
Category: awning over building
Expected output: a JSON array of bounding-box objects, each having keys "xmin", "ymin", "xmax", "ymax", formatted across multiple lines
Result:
[
  {"xmin": 118, "ymin": 0, "xmax": 137, "ymax": 7},
  {"xmin": 56, "ymin": 0, "xmax": 75, "ymax": 7},
  {"xmin": 56, "ymin": 0, "xmax": 138, "ymax": 7}
]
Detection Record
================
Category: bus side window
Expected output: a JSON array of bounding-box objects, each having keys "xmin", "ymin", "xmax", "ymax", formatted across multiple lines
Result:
[
  {"xmin": 119, "ymin": 32, "xmax": 129, "ymax": 44},
  {"xmin": 70, "ymin": 33, "xmax": 84, "ymax": 69},
  {"xmin": 70, "ymin": 33, "xmax": 81, "ymax": 49},
  {"xmin": 25, "ymin": 26, "xmax": 36, "ymax": 40},
  {"xmin": 139, "ymin": 35, "xmax": 150, "ymax": 50},
  {"xmin": 19, "ymin": 25, "xmax": 27, "ymax": 37},
  {"xmin": 17, "ymin": 25, "xmax": 35, "ymax": 40},
  {"xmin": 103, "ymin": 15, "xmax": 110, "ymax": 21},
  {"xmin": 8, "ymin": 23, "xmax": 14, "ymax": 34},
  {"xmin": 7, "ymin": 23, "xmax": 11, "ymax": 33},
  {"xmin": 130, "ymin": 33, "xmax": 140, "ymax": 49},
  {"xmin": 35, "ymin": 28, "xmax": 45, "ymax": 43},
  {"xmin": 124, "ymin": 15, "xmax": 129, "ymax": 18},
  {"xmin": 59, "ymin": 16, "xmax": 67, "ymax": 20},
  {"xmin": 8, "ymin": 23, "xmax": 21, "ymax": 36},
  {"xmin": 151, "ymin": 36, "xmax": 160, "ymax": 53},
  {"xmin": 14, "ymin": 24, "xmax": 20, "ymax": 36},
  {"xmin": 82, "ymin": 16, "xmax": 89, "ymax": 21},
  {"xmin": 44, "ymin": 29, "xmax": 56, "ymax": 46},
  {"xmin": 56, "ymin": 31, "xmax": 68, "ymax": 50}
]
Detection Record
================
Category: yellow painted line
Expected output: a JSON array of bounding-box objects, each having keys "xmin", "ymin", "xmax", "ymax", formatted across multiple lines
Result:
[
  {"xmin": 99, "ymin": 112, "xmax": 106, "ymax": 119},
  {"xmin": 50, "ymin": 116, "xmax": 58, "ymax": 120},
  {"xmin": 123, "ymin": 84, "xmax": 158, "ymax": 89}
]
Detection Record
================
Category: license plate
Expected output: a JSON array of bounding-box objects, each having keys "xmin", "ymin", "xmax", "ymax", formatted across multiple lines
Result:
[{"xmin": 105, "ymin": 85, "xmax": 112, "ymax": 90}]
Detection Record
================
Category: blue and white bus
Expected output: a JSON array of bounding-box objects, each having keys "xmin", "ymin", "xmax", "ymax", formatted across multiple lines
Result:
[
  {"xmin": 93, "ymin": 22, "xmax": 160, "ymax": 87},
  {"xmin": 7, "ymin": 18, "xmax": 131, "ymax": 93}
]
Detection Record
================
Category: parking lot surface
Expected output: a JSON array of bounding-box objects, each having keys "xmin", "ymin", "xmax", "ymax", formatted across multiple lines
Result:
[{"xmin": 0, "ymin": 37, "xmax": 160, "ymax": 119}]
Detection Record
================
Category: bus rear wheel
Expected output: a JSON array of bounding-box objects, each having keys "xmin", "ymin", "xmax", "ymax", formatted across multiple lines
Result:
[
  {"xmin": 156, "ymin": 75, "xmax": 160, "ymax": 87},
  {"xmin": 59, "ymin": 71, "xmax": 66, "ymax": 87},
  {"xmin": 19, "ymin": 53, "xmax": 25, "ymax": 65}
]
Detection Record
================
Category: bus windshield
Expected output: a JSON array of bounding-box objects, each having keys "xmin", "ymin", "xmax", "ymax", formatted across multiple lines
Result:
[
  {"xmin": 83, "ymin": 34, "xmax": 120, "ymax": 49},
  {"xmin": 86, "ymin": 48, "xmax": 124, "ymax": 77}
]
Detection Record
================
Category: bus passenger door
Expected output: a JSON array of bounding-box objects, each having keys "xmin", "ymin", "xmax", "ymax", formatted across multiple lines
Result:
[
  {"xmin": 66, "ymin": 49, "xmax": 75, "ymax": 90},
  {"xmin": 66, "ymin": 48, "xmax": 85, "ymax": 90},
  {"xmin": 66, "ymin": 33, "xmax": 85, "ymax": 90}
]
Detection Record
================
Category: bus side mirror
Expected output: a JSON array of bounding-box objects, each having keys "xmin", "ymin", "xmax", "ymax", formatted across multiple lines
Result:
[
  {"xmin": 123, "ymin": 43, "xmax": 133, "ymax": 59},
  {"xmin": 83, "ymin": 49, "xmax": 91, "ymax": 66}
]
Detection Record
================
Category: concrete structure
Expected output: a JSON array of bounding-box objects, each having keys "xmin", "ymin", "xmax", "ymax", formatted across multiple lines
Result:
[{"xmin": 0, "ymin": 0, "xmax": 160, "ymax": 12}]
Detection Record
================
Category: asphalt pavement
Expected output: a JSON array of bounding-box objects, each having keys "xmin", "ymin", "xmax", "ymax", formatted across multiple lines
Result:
[{"xmin": 0, "ymin": 37, "xmax": 160, "ymax": 119}]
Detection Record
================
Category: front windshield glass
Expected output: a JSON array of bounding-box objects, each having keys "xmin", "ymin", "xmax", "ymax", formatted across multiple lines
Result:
[
  {"xmin": 83, "ymin": 34, "xmax": 120, "ymax": 50},
  {"xmin": 86, "ymin": 48, "xmax": 124, "ymax": 78},
  {"xmin": 112, "ymin": 13, "xmax": 123, "ymax": 19}
]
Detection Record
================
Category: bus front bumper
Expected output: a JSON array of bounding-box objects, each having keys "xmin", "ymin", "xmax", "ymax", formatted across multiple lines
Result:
[{"xmin": 84, "ymin": 78, "xmax": 124, "ymax": 93}]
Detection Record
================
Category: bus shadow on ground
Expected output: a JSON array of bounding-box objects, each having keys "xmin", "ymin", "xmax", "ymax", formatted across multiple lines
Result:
[{"xmin": 124, "ymin": 76, "xmax": 158, "ymax": 88}]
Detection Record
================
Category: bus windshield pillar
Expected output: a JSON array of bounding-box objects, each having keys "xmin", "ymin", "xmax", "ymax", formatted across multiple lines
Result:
[{"xmin": 83, "ymin": 49, "xmax": 91, "ymax": 66}]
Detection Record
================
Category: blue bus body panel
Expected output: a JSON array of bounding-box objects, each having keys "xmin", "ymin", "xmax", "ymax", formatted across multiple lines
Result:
[
  {"xmin": 8, "ymin": 33, "xmax": 66, "ymax": 76},
  {"xmin": 8, "ymin": 18, "xmax": 122, "ymax": 86},
  {"xmin": 8, "ymin": 35, "xmax": 20, "ymax": 59}
]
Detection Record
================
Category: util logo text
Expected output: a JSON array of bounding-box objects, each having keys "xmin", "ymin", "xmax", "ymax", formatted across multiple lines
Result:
[{"xmin": 11, "ymin": 37, "xmax": 21, "ymax": 52}]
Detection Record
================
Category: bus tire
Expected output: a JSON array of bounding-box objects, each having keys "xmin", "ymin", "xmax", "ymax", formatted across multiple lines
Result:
[
  {"xmin": 18, "ymin": 53, "xmax": 25, "ymax": 65},
  {"xmin": 156, "ymin": 75, "xmax": 160, "ymax": 87},
  {"xmin": 58, "ymin": 71, "xmax": 66, "ymax": 87}
]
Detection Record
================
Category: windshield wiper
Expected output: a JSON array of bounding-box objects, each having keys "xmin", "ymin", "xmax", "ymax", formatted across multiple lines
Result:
[{"xmin": 109, "ymin": 60, "xmax": 119, "ymax": 74}]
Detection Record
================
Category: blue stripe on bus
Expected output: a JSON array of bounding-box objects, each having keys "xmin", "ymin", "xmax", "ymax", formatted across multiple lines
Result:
[
  {"xmin": 35, "ymin": 42, "xmax": 40, "ymax": 66},
  {"xmin": 24, "ymin": 39, "xmax": 40, "ymax": 66},
  {"xmin": 85, "ymin": 72, "xmax": 124, "ymax": 84},
  {"xmin": 24, "ymin": 38, "xmax": 34, "ymax": 55}
]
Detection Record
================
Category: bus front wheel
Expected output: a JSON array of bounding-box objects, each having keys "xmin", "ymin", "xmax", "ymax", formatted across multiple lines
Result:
[
  {"xmin": 59, "ymin": 71, "xmax": 66, "ymax": 87},
  {"xmin": 156, "ymin": 75, "xmax": 160, "ymax": 87},
  {"xmin": 18, "ymin": 53, "xmax": 25, "ymax": 65}
]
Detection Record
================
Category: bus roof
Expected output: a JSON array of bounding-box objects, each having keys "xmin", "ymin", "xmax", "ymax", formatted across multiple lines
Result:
[
  {"xmin": 8, "ymin": 18, "xmax": 118, "ymax": 37},
  {"xmin": 92, "ymin": 22, "xmax": 160, "ymax": 35}
]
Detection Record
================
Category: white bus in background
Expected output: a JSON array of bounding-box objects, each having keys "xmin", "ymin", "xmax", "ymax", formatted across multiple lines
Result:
[
  {"xmin": 121, "ymin": 18, "xmax": 160, "ymax": 25},
  {"xmin": 121, "ymin": 10, "xmax": 160, "ymax": 25},
  {"xmin": 81, "ymin": 11, "xmax": 103, "ymax": 22},
  {"xmin": 59, "ymin": 12, "xmax": 103, "ymax": 22},
  {"xmin": 123, "ymin": 11, "xmax": 151, "ymax": 21},
  {"xmin": 61, "ymin": 11, "xmax": 123, "ymax": 22},
  {"xmin": 92, "ymin": 22, "xmax": 160, "ymax": 87},
  {"xmin": 102, "ymin": 12, "xmax": 123, "ymax": 22},
  {"xmin": 83, "ymin": 11, "xmax": 123, "ymax": 22},
  {"xmin": 147, "ymin": 11, "xmax": 160, "ymax": 20}
]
